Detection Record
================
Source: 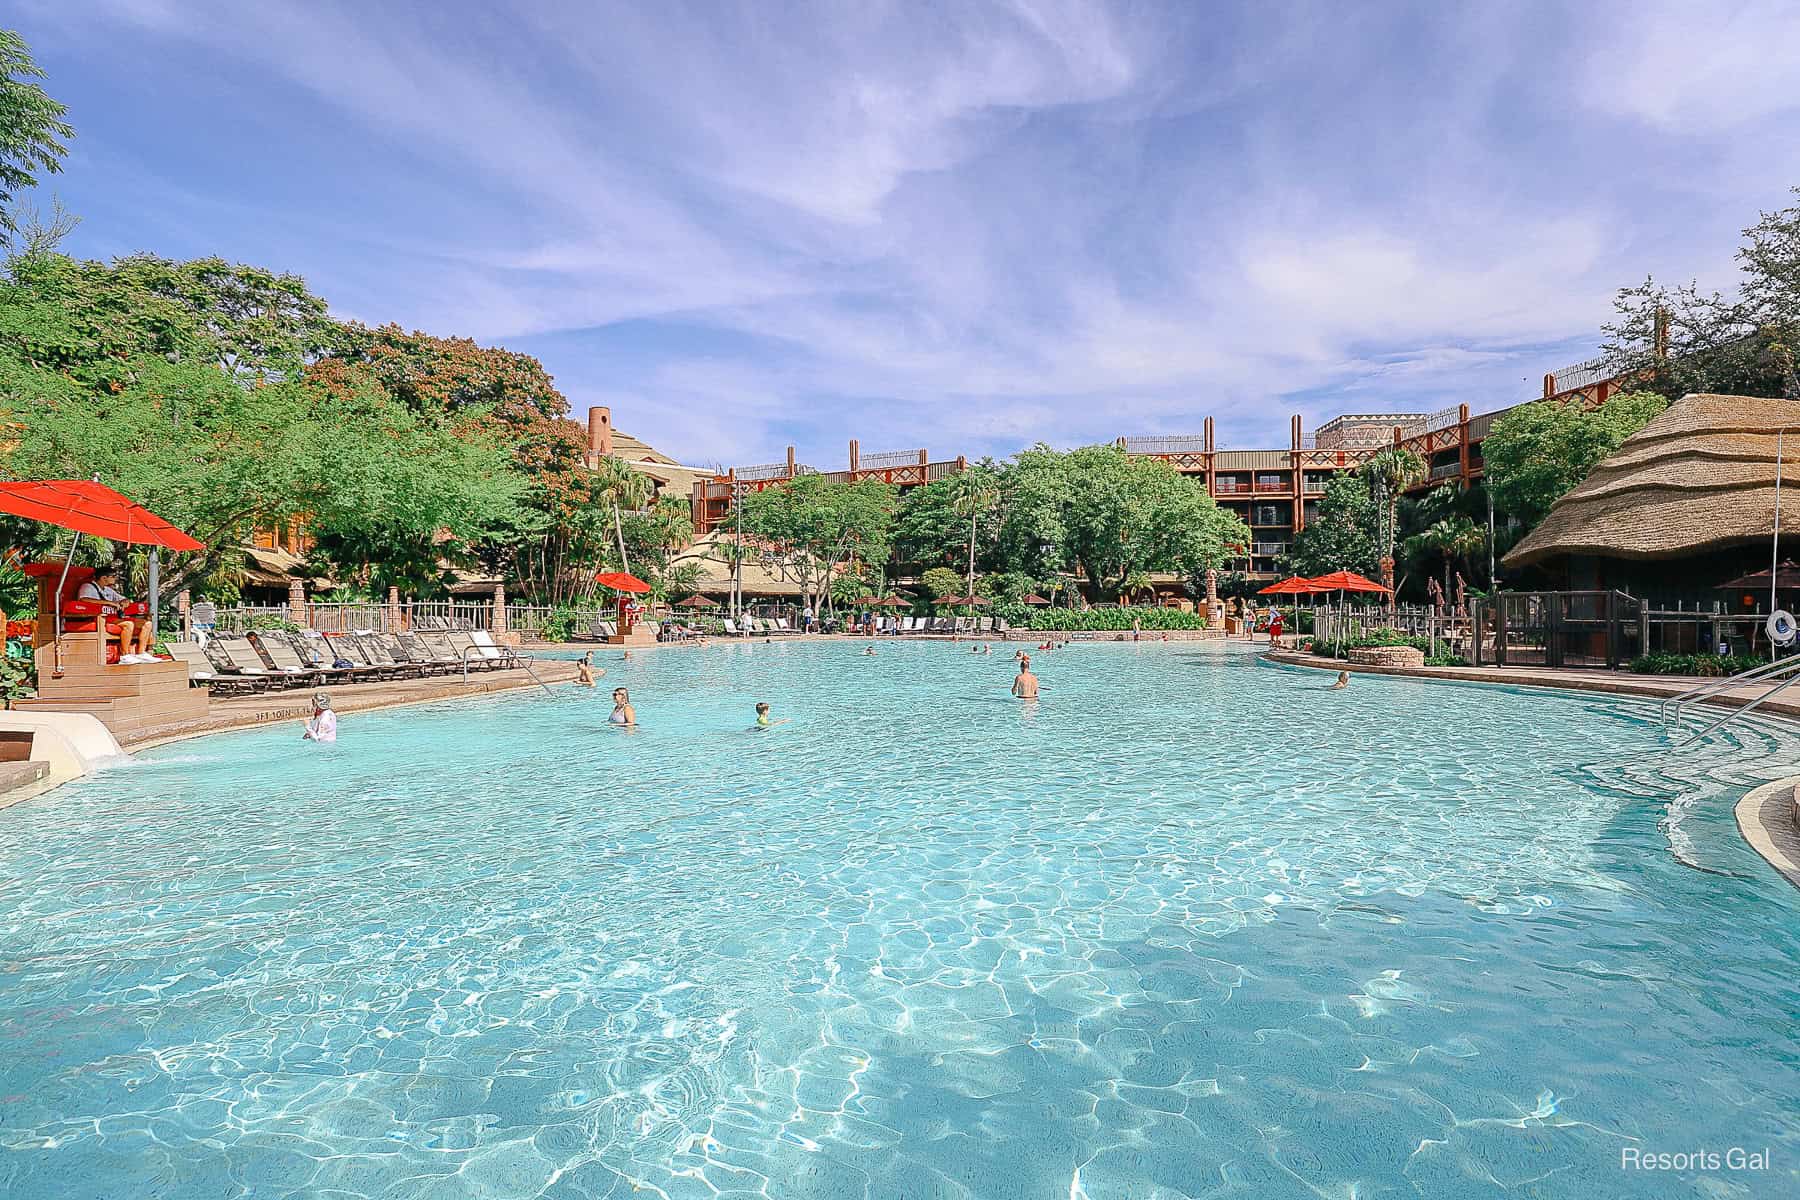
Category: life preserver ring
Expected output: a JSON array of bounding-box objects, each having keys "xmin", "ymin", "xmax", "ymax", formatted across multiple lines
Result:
[{"xmin": 1767, "ymin": 609, "xmax": 1797, "ymax": 646}]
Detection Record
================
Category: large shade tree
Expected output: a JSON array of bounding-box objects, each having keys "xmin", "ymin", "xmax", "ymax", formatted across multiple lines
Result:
[
  {"xmin": 999, "ymin": 444, "xmax": 1242, "ymax": 598},
  {"xmin": 1604, "ymin": 188, "xmax": 1800, "ymax": 401},
  {"xmin": 738, "ymin": 474, "xmax": 897, "ymax": 612}
]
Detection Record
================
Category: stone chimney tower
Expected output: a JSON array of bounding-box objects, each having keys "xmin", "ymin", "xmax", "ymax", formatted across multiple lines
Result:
[{"xmin": 587, "ymin": 406, "xmax": 614, "ymax": 464}]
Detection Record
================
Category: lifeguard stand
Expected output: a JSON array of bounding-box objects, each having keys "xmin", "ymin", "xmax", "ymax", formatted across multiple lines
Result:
[{"xmin": 13, "ymin": 562, "xmax": 208, "ymax": 741}]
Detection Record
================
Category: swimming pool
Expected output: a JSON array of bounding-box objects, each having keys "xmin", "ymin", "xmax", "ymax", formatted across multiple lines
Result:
[{"xmin": 1, "ymin": 640, "xmax": 1796, "ymax": 1198}]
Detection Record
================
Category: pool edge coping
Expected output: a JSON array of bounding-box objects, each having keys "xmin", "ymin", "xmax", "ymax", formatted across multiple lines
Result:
[{"xmin": 1735, "ymin": 779, "xmax": 1800, "ymax": 893}]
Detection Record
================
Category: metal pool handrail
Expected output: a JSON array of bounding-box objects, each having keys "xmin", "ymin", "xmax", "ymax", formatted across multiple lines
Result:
[{"xmin": 1658, "ymin": 651, "xmax": 1800, "ymax": 728}]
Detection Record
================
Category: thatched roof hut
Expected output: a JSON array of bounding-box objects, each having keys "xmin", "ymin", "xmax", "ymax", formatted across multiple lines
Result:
[
  {"xmin": 1505, "ymin": 393, "xmax": 1800, "ymax": 570},
  {"xmin": 664, "ymin": 530, "xmax": 808, "ymax": 597}
]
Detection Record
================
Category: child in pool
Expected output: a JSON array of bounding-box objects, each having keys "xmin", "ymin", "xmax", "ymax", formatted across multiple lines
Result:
[{"xmin": 755, "ymin": 702, "xmax": 789, "ymax": 728}]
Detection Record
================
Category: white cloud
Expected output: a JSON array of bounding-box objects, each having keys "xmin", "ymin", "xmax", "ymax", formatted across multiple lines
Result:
[
  {"xmin": 1584, "ymin": 0, "xmax": 1800, "ymax": 134},
  {"xmin": 37, "ymin": 0, "xmax": 1800, "ymax": 467}
]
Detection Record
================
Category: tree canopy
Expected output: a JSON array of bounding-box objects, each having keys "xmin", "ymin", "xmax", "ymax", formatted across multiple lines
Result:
[
  {"xmin": 1482, "ymin": 390, "xmax": 1667, "ymax": 529},
  {"xmin": 998, "ymin": 444, "xmax": 1243, "ymax": 594},
  {"xmin": 738, "ymin": 474, "xmax": 899, "ymax": 611},
  {"xmin": 0, "ymin": 30, "xmax": 71, "ymax": 234},
  {"xmin": 1603, "ymin": 188, "xmax": 1800, "ymax": 401},
  {"xmin": 1283, "ymin": 472, "xmax": 1380, "ymax": 579}
]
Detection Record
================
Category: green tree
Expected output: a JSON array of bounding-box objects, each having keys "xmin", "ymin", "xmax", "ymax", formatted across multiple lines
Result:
[
  {"xmin": 1363, "ymin": 446, "xmax": 1427, "ymax": 587},
  {"xmin": 589, "ymin": 456, "xmax": 655, "ymax": 575},
  {"xmin": 739, "ymin": 474, "xmax": 897, "ymax": 612},
  {"xmin": 1407, "ymin": 516, "xmax": 1485, "ymax": 600},
  {"xmin": 1483, "ymin": 390, "xmax": 1668, "ymax": 528},
  {"xmin": 0, "ymin": 30, "xmax": 72, "ymax": 234},
  {"xmin": 621, "ymin": 495, "xmax": 695, "ymax": 575},
  {"xmin": 999, "ymin": 444, "xmax": 1238, "ymax": 597},
  {"xmin": 946, "ymin": 464, "xmax": 1000, "ymax": 606},
  {"xmin": 1283, "ymin": 472, "xmax": 1380, "ymax": 579},
  {"xmin": 920, "ymin": 566, "xmax": 963, "ymax": 603},
  {"xmin": 1603, "ymin": 187, "xmax": 1800, "ymax": 401}
]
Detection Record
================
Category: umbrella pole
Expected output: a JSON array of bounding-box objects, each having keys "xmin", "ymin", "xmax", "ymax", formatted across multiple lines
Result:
[
  {"xmin": 148, "ymin": 547, "xmax": 160, "ymax": 644},
  {"xmin": 51, "ymin": 531, "xmax": 81, "ymax": 679}
]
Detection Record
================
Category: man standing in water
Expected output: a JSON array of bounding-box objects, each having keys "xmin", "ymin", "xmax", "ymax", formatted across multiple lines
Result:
[{"xmin": 1011, "ymin": 655, "xmax": 1039, "ymax": 699}]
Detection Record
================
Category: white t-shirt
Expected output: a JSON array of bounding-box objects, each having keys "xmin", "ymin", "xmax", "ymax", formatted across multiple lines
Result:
[
  {"xmin": 76, "ymin": 581, "xmax": 125, "ymax": 611},
  {"xmin": 304, "ymin": 710, "xmax": 337, "ymax": 743}
]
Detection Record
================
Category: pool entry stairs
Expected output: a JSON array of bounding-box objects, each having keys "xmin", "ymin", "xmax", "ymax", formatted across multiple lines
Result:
[{"xmin": 1661, "ymin": 650, "xmax": 1800, "ymax": 749}]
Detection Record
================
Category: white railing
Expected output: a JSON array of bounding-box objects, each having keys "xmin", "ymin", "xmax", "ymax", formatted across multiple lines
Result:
[
  {"xmin": 859, "ymin": 449, "xmax": 923, "ymax": 470},
  {"xmin": 1123, "ymin": 435, "xmax": 1209, "ymax": 455},
  {"xmin": 735, "ymin": 463, "xmax": 791, "ymax": 481},
  {"xmin": 1406, "ymin": 405, "xmax": 1461, "ymax": 436}
]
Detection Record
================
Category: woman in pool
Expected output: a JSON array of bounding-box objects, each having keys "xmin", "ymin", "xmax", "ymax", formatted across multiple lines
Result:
[
  {"xmin": 302, "ymin": 692, "xmax": 337, "ymax": 743},
  {"xmin": 609, "ymin": 687, "xmax": 637, "ymax": 727},
  {"xmin": 1331, "ymin": 671, "xmax": 1349, "ymax": 690},
  {"xmin": 576, "ymin": 652, "xmax": 601, "ymax": 688}
]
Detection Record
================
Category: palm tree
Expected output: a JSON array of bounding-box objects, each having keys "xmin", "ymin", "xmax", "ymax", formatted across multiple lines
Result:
[
  {"xmin": 1364, "ymin": 447, "xmax": 1427, "ymax": 600},
  {"xmin": 1122, "ymin": 568, "xmax": 1152, "ymax": 606},
  {"xmin": 593, "ymin": 458, "xmax": 654, "ymax": 574},
  {"xmin": 947, "ymin": 467, "xmax": 1000, "ymax": 606},
  {"xmin": 1414, "ymin": 516, "xmax": 1485, "ymax": 603}
]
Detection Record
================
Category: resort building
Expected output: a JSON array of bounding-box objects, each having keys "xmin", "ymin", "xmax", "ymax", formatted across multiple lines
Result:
[{"xmin": 690, "ymin": 351, "xmax": 1635, "ymax": 578}]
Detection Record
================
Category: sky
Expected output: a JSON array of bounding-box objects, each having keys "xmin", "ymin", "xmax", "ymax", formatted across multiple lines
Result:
[{"xmin": 14, "ymin": 1, "xmax": 1800, "ymax": 470}]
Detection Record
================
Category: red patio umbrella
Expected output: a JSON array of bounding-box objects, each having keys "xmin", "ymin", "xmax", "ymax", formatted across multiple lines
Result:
[
  {"xmin": 1306, "ymin": 570, "xmax": 1389, "ymax": 594},
  {"xmin": 1307, "ymin": 570, "xmax": 1390, "ymax": 657},
  {"xmin": 0, "ymin": 480, "xmax": 205, "ymax": 668},
  {"xmin": 1258, "ymin": 576, "xmax": 1318, "ymax": 596},
  {"xmin": 593, "ymin": 571, "xmax": 652, "ymax": 593},
  {"xmin": 0, "ymin": 479, "xmax": 204, "ymax": 551}
]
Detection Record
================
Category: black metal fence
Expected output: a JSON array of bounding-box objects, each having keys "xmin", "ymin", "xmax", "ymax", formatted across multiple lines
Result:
[{"xmin": 1468, "ymin": 591, "xmax": 1777, "ymax": 669}]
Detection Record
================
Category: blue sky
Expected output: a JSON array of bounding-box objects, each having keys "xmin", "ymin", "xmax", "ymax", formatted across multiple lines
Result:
[{"xmin": 14, "ymin": 1, "xmax": 1800, "ymax": 470}]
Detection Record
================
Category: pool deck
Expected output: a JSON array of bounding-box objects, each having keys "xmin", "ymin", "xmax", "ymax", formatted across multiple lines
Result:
[{"xmin": 1268, "ymin": 647, "xmax": 1800, "ymax": 891}]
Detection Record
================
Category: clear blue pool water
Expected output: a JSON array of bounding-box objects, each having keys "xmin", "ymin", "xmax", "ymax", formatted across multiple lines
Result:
[{"xmin": 2, "ymin": 640, "xmax": 1797, "ymax": 1199}]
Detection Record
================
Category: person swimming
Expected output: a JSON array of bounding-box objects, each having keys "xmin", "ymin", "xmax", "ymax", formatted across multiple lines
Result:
[
  {"xmin": 576, "ymin": 651, "xmax": 601, "ymax": 688},
  {"xmin": 609, "ymin": 687, "xmax": 637, "ymax": 726},
  {"xmin": 755, "ymin": 701, "xmax": 789, "ymax": 729},
  {"xmin": 864, "ymin": 646, "xmax": 877, "ymax": 656},
  {"xmin": 1331, "ymin": 671, "xmax": 1350, "ymax": 690},
  {"xmin": 1011, "ymin": 657, "xmax": 1040, "ymax": 699}
]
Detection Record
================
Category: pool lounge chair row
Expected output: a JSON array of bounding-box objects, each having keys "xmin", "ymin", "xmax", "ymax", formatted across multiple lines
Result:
[
  {"xmin": 888, "ymin": 616, "xmax": 1009, "ymax": 635},
  {"xmin": 720, "ymin": 617, "xmax": 802, "ymax": 636},
  {"xmin": 164, "ymin": 629, "xmax": 532, "ymax": 694}
]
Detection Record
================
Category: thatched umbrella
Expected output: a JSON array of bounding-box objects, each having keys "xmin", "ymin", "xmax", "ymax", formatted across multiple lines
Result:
[
  {"xmin": 1020, "ymin": 593, "xmax": 1051, "ymax": 606},
  {"xmin": 1716, "ymin": 561, "xmax": 1800, "ymax": 592},
  {"xmin": 676, "ymin": 595, "xmax": 718, "ymax": 608}
]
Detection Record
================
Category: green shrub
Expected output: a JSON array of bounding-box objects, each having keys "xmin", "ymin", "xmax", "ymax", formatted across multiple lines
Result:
[
  {"xmin": 1321, "ymin": 627, "xmax": 1466, "ymax": 666},
  {"xmin": 1025, "ymin": 606, "xmax": 1207, "ymax": 632},
  {"xmin": 1, "ymin": 633, "xmax": 37, "ymax": 702},
  {"xmin": 537, "ymin": 605, "xmax": 582, "ymax": 642},
  {"xmin": 1628, "ymin": 653, "xmax": 1765, "ymax": 677},
  {"xmin": 245, "ymin": 614, "xmax": 303, "ymax": 634}
]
